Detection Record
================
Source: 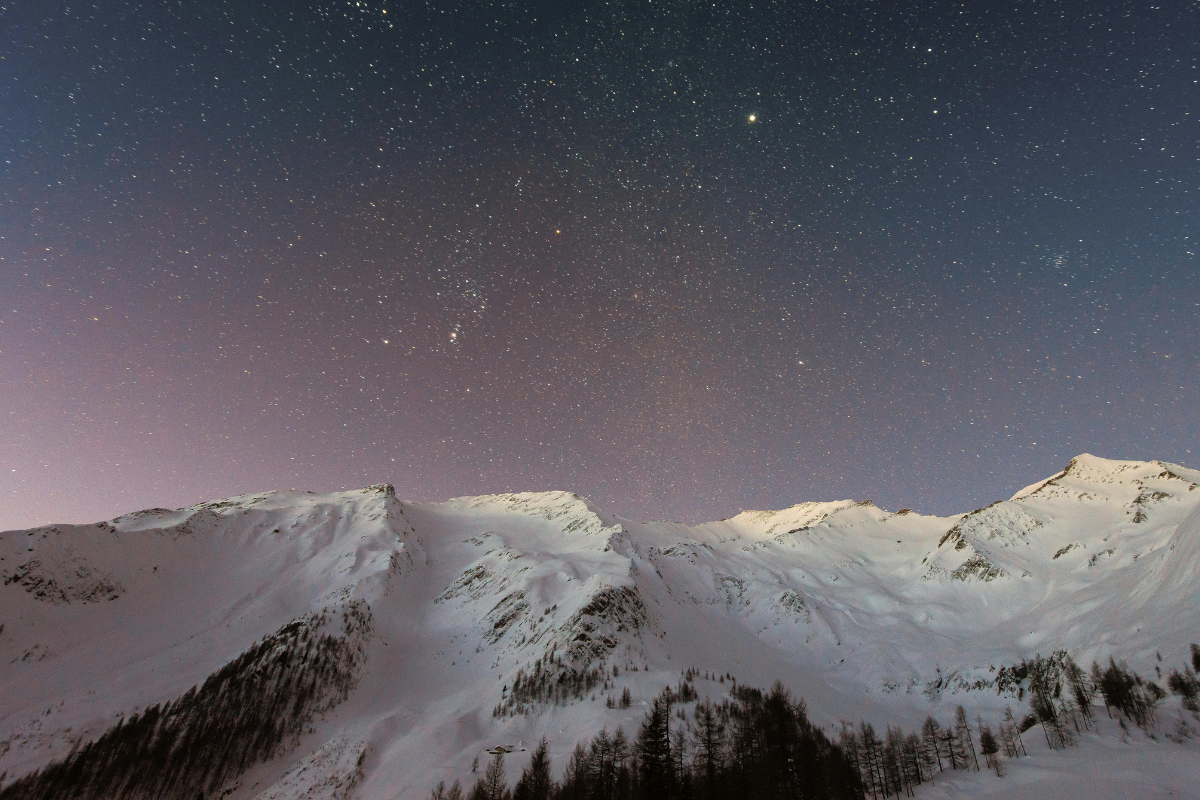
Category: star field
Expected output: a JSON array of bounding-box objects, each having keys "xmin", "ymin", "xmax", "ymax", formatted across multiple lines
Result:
[{"xmin": 1, "ymin": 0, "xmax": 1197, "ymax": 529}]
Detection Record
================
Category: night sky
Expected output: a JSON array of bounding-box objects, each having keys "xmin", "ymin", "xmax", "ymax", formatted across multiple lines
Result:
[{"xmin": 2, "ymin": 0, "xmax": 1197, "ymax": 531}]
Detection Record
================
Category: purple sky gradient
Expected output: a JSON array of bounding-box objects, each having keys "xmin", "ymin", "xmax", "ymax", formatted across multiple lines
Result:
[{"xmin": 2, "ymin": 1, "xmax": 1197, "ymax": 530}]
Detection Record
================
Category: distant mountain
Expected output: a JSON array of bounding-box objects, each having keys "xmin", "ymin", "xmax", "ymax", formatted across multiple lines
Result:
[{"xmin": 2, "ymin": 454, "xmax": 1198, "ymax": 798}]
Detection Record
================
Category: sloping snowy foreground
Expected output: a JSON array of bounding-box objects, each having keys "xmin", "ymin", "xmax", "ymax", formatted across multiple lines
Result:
[
  {"xmin": 915, "ymin": 717, "xmax": 1200, "ymax": 800},
  {"xmin": 1, "ymin": 454, "xmax": 1198, "ymax": 798}
]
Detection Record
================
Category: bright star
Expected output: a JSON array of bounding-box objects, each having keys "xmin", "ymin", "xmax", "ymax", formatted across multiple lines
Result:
[{"xmin": 748, "ymin": 114, "xmax": 757, "ymax": 122}]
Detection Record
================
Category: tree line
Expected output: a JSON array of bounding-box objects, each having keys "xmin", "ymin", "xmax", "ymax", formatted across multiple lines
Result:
[
  {"xmin": 439, "ymin": 680, "xmax": 862, "ymax": 800},
  {"xmin": 840, "ymin": 643, "xmax": 1200, "ymax": 797},
  {"xmin": 441, "ymin": 643, "xmax": 1200, "ymax": 800}
]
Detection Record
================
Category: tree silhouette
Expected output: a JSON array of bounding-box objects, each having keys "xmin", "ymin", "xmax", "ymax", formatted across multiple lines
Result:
[{"xmin": 513, "ymin": 739, "xmax": 552, "ymax": 800}]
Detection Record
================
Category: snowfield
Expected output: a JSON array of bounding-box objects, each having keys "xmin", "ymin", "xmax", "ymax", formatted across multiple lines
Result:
[
  {"xmin": 914, "ymin": 716, "xmax": 1200, "ymax": 800},
  {"xmin": 1, "ymin": 454, "xmax": 1198, "ymax": 798}
]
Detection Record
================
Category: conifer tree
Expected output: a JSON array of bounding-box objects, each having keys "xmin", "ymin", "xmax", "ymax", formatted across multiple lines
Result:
[
  {"xmin": 589, "ymin": 728, "xmax": 614, "ymax": 799},
  {"xmin": 920, "ymin": 717, "xmax": 944, "ymax": 775},
  {"xmin": 692, "ymin": 700, "xmax": 725, "ymax": 796},
  {"xmin": 902, "ymin": 733, "xmax": 925, "ymax": 791},
  {"xmin": 1026, "ymin": 655, "xmax": 1068, "ymax": 748},
  {"xmin": 858, "ymin": 722, "xmax": 886, "ymax": 799},
  {"xmin": 670, "ymin": 726, "xmax": 689, "ymax": 794},
  {"xmin": 1096, "ymin": 657, "xmax": 1160, "ymax": 730},
  {"xmin": 977, "ymin": 722, "xmax": 1001, "ymax": 776},
  {"xmin": 882, "ymin": 727, "xmax": 906, "ymax": 798},
  {"xmin": 1167, "ymin": 665, "xmax": 1200, "ymax": 712},
  {"xmin": 838, "ymin": 723, "xmax": 864, "ymax": 795},
  {"xmin": 996, "ymin": 708, "xmax": 1018, "ymax": 759},
  {"xmin": 513, "ymin": 739, "xmax": 552, "ymax": 800},
  {"xmin": 1064, "ymin": 656, "xmax": 1095, "ymax": 727},
  {"xmin": 636, "ymin": 693, "xmax": 673, "ymax": 799},
  {"xmin": 940, "ymin": 724, "xmax": 963, "ymax": 771},
  {"xmin": 760, "ymin": 683, "xmax": 804, "ymax": 797},
  {"xmin": 559, "ymin": 743, "xmax": 589, "ymax": 800},
  {"xmin": 470, "ymin": 753, "xmax": 511, "ymax": 800},
  {"xmin": 611, "ymin": 728, "xmax": 632, "ymax": 800},
  {"xmin": 432, "ymin": 780, "xmax": 465, "ymax": 800},
  {"xmin": 1090, "ymin": 661, "xmax": 1110, "ymax": 717},
  {"xmin": 1005, "ymin": 706, "xmax": 1027, "ymax": 757},
  {"xmin": 954, "ymin": 706, "xmax": 979, "ymax": 771}
]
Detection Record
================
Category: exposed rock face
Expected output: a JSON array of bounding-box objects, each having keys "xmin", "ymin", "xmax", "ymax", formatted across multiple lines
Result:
[{"xmin": 3, "ymin": 558, "xmax": 124, "ymax": 604}]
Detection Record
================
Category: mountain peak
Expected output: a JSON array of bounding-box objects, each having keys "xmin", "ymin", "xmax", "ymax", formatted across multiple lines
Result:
[
  {"xmin": 1010, "ymin": 453, "xmax": 1200, "ymax": 502},
  {"xmin": 4, "ymin": 464, "xmax": 1199, "ymax": 798}
]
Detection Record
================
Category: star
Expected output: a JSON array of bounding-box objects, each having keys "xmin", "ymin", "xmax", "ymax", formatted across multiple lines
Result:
[{"xmin": 1, "ymin": 0, "xmax": 1193, "ymax": 532}]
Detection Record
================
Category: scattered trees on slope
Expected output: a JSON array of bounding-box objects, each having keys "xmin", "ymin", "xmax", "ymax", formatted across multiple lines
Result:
[
  {"xmin": 1092, "ymin": 657, "xmax": 1165, "ymax": 729},
  {"xmin": 496, "ymin": 660, "xmax": 612, "ymax": 718},
  {"xmin": 452, "ymin": 642, "xmax": 1200, "ymax": 800},
  {"xmin": 995, "ymin": 644, "xmax": 1200, "ymax": 745},
  {"xmin": 838, "ymin": 704, "xmax": 992, "ymax": 799},
  {"xmin": 1166, "ymin": 645, "xmax": 1200, "ymax": 713},
  {"xmin": 0, "ymin": 602, "xmax": 372, "ymax": 800},
  {"xmin": 997, "ymin": 650, "xmax": 1098, "ymax": 748}
]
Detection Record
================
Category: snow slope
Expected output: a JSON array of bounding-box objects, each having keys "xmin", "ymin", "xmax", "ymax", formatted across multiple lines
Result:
[
  {"xmin": 1, "ymin": 455, "xmax": 1198, "ymax": 798},
  {"xmin": 913, "ymin": 714, "xmax": 1200, "ymax": 800}
]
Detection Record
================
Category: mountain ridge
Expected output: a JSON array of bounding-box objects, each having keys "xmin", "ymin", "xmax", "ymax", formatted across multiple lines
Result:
[{"xmin": 2, "ymin": 453, "xmax": 1198, "ymax": 798}]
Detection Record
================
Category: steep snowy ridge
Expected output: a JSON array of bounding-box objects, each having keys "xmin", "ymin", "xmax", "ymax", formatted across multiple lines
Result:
[
  {"xmin": 721, "ymin": 499, "xmax": 864, "ymax": 540},
  {"xmin": 0, "ymin": 485, "xmax": 410, "ymax": 782},
  {"xmin": 1, "ymin": 455, "xmax": 1198, "ymax": 798}
]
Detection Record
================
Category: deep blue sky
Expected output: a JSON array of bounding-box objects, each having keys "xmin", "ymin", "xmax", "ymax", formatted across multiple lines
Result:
[{"xmin": 1, "ymin": 0, "xmax": 1197, "ymax": 530}]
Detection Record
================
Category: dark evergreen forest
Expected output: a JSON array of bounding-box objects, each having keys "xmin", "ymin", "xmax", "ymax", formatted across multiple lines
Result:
[{"xmin": 0, "ymin": 602, "xmax": 371, "ymax": 800}]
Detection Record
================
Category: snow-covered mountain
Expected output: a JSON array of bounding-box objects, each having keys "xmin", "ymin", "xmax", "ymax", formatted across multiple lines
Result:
[{"xmin": 2, "ymin": 454, "xmax": 1198, "ymax": 798}]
